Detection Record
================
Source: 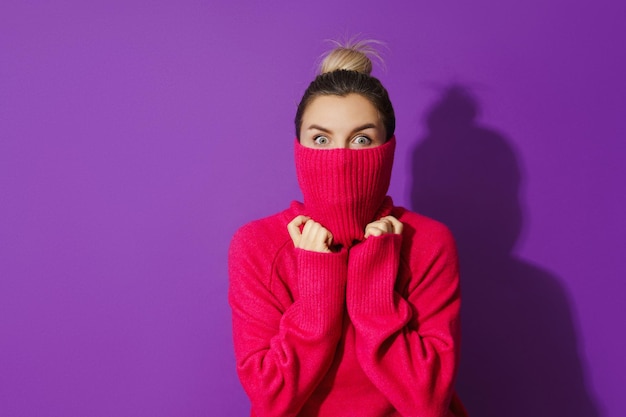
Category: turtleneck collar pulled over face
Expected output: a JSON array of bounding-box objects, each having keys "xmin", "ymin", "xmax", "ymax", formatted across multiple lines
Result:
[{"xmin": 294, "ymin": 136, "xmax": 396, "ymax": 248}]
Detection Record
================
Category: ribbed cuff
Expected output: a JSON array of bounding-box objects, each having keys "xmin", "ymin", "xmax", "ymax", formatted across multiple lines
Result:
[
  {"xmin": 296, "ymin": 248, "xmax": 348, "ymax": 333},
  {"xmin": 347, "ymin": 234, "xmax": 402, "ymax": 316}
]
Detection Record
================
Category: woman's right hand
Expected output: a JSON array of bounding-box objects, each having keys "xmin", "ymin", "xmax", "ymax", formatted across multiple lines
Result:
[{"xmin": 287, "ymin": 215, "xmax": 334, "ymax": 253}]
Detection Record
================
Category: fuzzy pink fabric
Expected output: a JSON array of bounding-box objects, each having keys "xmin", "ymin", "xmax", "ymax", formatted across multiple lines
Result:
[
  {"xmin": 228, "ymin": 138, "xmax": 467, "ymax": 416},
  {"xmin": 294, "ymin": 137, "xmax": 395, "ymax": 247}
]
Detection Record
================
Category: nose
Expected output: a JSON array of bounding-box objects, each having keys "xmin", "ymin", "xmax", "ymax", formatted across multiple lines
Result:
[{"xmin": 339, "ymin": 138, "xmax": 352, "ymax": 149}]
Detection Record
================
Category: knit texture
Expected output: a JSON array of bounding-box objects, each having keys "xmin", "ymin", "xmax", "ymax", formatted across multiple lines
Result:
[
  {"xmin": 294, "ymin": 137, "xmax": 395, "ymax": 247},
  {"xmin": 228, "ymin": 203, "xmax": 468, "ymax": 417}
]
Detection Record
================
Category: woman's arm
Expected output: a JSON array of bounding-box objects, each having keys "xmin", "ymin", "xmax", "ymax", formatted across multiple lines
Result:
[
  {"xmin": 228, "ymin": 218, "xmax": 346, "ymax": 417},
  {"xmin": 346, "ymin": 218, "xmax": 463, "ymax": 417}
]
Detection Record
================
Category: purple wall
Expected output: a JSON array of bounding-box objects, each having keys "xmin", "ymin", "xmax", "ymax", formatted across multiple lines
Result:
[{"xmin": 1, "ymin": 1, "xmax": 624, "ymax": 416}]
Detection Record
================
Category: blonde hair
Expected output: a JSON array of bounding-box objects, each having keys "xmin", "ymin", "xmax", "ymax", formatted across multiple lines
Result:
[
  {"xmin": 295, "ymin": 38, "xmax": 395, "ymax": 140},
  {"xmin": 319, "ymin": 39, "xmax": 384, "ymax": 75}
]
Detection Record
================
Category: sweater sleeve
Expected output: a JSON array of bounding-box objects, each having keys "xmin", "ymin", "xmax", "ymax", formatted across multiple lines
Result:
[
  {"xmin": 228, "ymin": 225, "xmax": 347, "ymax": 417},
  {"xmin": 346, "ymin": 226, "xmax": 463, "ymax": 417}
]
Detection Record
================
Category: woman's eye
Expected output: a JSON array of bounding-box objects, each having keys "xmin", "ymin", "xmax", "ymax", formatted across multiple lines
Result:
[
  {"xmin": 353, "ymin": 135, "xmax": 371, "ymax": 146},
  {"xmin": 314, "ymin": 135, "xmax": 329, "ymax": 145}
]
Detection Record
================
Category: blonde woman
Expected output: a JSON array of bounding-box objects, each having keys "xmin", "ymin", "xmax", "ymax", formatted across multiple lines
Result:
[{"xmin": 229, "ymin": 40, "xmax": 468, "ymax": 417}]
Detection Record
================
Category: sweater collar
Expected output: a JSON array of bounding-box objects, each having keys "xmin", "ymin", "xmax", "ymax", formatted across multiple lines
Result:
[{"xmin": 293, "ymin": 137, "xmax": 396, "ymax": 247}]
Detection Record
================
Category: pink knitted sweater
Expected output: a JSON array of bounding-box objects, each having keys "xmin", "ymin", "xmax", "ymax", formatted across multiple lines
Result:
[{"xmin": 228, "ymin": 140, "xmax": 467, "ymax": 416}]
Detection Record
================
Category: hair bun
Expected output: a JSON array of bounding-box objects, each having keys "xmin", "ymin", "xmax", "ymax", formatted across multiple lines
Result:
[{"xmin": 319, "ymin": 38, "xmax": 384, "ymax": 76}]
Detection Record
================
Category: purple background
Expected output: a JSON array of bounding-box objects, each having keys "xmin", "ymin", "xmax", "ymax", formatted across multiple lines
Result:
[{"xmin": 2, "ymin": 1, "xmax": 624, "ymax": 416}]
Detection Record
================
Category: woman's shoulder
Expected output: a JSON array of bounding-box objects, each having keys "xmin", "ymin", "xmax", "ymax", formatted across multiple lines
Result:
[
  {"xmin": 231, "ymin": 209, "xmax": 289, "ymax": 246},
  {"xmin": 391, "ymin": 205, "xmax": 457, "ymax": 250},
  {"xmin": 229, "ymin": 202, "xmax": 302, "ymax": 258},
  {"xmin": 392, "ymin": 206, "xmax": 453, "ymax": 235}
]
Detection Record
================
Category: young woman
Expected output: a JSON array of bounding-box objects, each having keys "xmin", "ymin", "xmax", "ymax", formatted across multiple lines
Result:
[{"xmin": 228, "ymin": 40, "xmax": 468, "ymax": 417}]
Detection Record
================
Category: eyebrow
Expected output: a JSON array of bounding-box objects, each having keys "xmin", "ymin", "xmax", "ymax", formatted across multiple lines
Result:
[{"xmin": 307, "ymin": 123, "xmax": 378, "ymax": 134}]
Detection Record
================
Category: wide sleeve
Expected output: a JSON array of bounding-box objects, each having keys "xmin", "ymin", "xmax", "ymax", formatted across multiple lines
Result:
[
  {"xmin": 345, "ymin": 226, "xmax": 464, "ymax": 417},
  {"xmin": 228, "ymin": 226, "xmax": 347, "ymax": 417}
]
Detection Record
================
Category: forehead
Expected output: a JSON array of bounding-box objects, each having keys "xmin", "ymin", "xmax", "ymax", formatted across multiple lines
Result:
[{"xmin": 303, "ymin": 94, "xmax": 381, "ymax": 126}]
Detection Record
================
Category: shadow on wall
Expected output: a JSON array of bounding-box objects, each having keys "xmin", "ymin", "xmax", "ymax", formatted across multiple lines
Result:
[{"xmin": 410, "ymin": 85, "xmax": 601, "ymax": 417}]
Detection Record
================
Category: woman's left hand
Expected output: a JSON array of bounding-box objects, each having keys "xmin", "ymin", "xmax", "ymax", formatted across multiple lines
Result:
[{"xmin": 364, "ymin": 215, "xmax": 403, "ymax": 238}]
